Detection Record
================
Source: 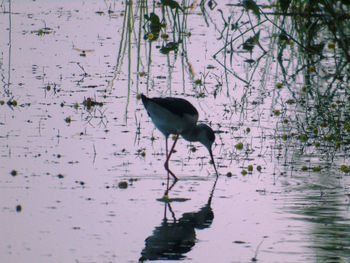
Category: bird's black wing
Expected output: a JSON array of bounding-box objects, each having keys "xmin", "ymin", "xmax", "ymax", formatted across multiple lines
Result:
[{"xmin": 151, "ymin": 97, "xmax": 198, "ymax": 118}]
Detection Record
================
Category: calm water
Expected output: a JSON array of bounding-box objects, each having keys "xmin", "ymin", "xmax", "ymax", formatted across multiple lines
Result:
[{"xmin": 1, "ymin": 1, "xmax": 350, "ymax": 262}]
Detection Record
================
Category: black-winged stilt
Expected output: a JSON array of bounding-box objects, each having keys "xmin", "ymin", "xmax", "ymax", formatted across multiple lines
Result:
[{"xmin": 141, "ymin": 94, "xmax": 218, "ymax": 180}]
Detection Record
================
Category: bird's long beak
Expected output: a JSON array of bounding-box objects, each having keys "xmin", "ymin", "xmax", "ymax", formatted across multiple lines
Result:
[{"xmin": 209, "ymin": 148, "xmax": 219, "ymax": 177}]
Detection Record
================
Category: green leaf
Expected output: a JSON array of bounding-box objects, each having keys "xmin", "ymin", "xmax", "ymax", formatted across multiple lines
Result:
[
  {"xmin": 161, "ymin": 0, "xmax": 183, "ymax": 11},
  {"xmin": 149, "ymin": 13, "xmax": 161, "ymax": 34},
  {"xmin": 242, "ymin": 0, "xmax": 260, "ymax": 20},
  {"xmin": 279, "ymin": 0, "xmax": 291, "ymax": 13},
  {"xmin": 242, "ymin": 31, "xmax": 260, "ymax": 52},
  {"xmin": 160, "ymin": 42, "xmax": 179, "ymax": 54}
]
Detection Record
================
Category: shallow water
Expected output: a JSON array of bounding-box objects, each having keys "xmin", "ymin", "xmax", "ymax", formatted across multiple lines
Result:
[{"xmin": 1, "ymin": 1, "xmax": 350, "ymax": 263}]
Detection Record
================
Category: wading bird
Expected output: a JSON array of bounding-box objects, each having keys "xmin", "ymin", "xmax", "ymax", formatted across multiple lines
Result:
[{"xmin": 141, "ymin": 94, "xmax": 218, "ymax": 180}]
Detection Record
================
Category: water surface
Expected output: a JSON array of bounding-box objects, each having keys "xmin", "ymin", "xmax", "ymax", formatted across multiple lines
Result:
[{"xmin": 1, "ymin": 1, "xmax": 350, "ymax": 262}]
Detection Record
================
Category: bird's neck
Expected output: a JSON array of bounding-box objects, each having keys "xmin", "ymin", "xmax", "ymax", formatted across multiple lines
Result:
[{"xmin": 181, "ymin": 125, "xmax": 201, "ymax": 142}]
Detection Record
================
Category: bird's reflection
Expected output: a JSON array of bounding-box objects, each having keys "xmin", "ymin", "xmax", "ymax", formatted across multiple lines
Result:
[{"xmin": 139, "ymin": 176, "xmax": 218, "ymax": 262}]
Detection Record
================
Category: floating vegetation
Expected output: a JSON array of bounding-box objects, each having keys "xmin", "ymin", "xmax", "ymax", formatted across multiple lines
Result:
[
  {"xmin": 273, "ymin": 109, "xmax": 280, "ymax": 116},
  {"xmin": 247, "ymin": 165, "xmax": 253, "ymax": 172},
  {"xmin": 32, "ymin": 27, "xmax": 53, "ymax": 36},
  {"xmin": 75, "ymin": 181, "xmax": 85, "ymax": 186},
  {"xmin": 226, "ymin": 171, "xmax": 233, "ymax": 177},
  {"xmin": 282, "ymin": 134, "xmax": 288, "ymax": 141},
  {"xmin": 118, "ymin": 181, "xmax": 128, "ymax": 189},
  {"xmin": 156, "ymin": 196, "xmax": 190, "ymax": 203},
  {"xmin": 340, "ymin": 165, "xmax": 350, "ymax": 174},
  {"xmin": 312, "ymin": 166, "xmax": 321, "ymax": 172},
  {"xmin": 64, "ymin": 117, "xmax": 72, "ymax": 124},
  {"xmin": 16, "ymin": 205, "xmax": 22, "ymax": 213},
  {"xmin": 83, "ymin": 97, "xmax": 103, "ymax": 111},
  {"xmin": 136, "ymin": 148, "xmax": 146, "ymax": 158},
  {"xmin": 235, "ymin": 142, "xmax": 244, "ymax": 150},
  {"xmin": 7, "ymin": 98, "xmax": 17, "ymax": 107}
]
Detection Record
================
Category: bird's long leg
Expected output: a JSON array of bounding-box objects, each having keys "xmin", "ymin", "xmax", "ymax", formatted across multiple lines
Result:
[
  {"xmin": 165, "ymin": 136, "xmax": 170, "ymax": 189},
  {"xmin": 164, "ymin": 178, "xmax": 178, "ymax": 196},
  {"xmin": 167, "ymin": 203, "xmax": 176, "ymax": 222},
  {"xmin": 164, "ymin": 134, "xmax": 179, "ymax": 181}
]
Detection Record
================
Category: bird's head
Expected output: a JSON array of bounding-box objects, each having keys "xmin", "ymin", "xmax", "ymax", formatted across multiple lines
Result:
[
  {"xmin": 196, "ymin": 124, "xmax": 215, "ymax": 151},
  {"xmin": 181, "ymin": 123, "xmax": 219, "ymax": 176}
]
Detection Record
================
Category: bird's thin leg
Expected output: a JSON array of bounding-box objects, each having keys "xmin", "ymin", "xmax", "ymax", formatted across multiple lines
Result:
[
  {"xmin": 164, "ymin": 177, "xmax": 178, "ymax": 197},
  {"xmin": 164, "ymin": 134, "xmax": 179, "ymax": 181},
  {"xmin": 167, "ymin": 203, "xmax": 176, "ymax": 222},
  {"xmin": 165, "ymin": 135, "xmax": 169, "ymax": 158},
  {"xmin": 165, "ymin": 136, "xmax": 170, "ymax": 188},
  {"xmin": 163, "ymin": 202, "xmax": 167, "ymax": 219},
  {"xmin": 165, "ymin": 136, "xmax": 169, "ymax": 178}
]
